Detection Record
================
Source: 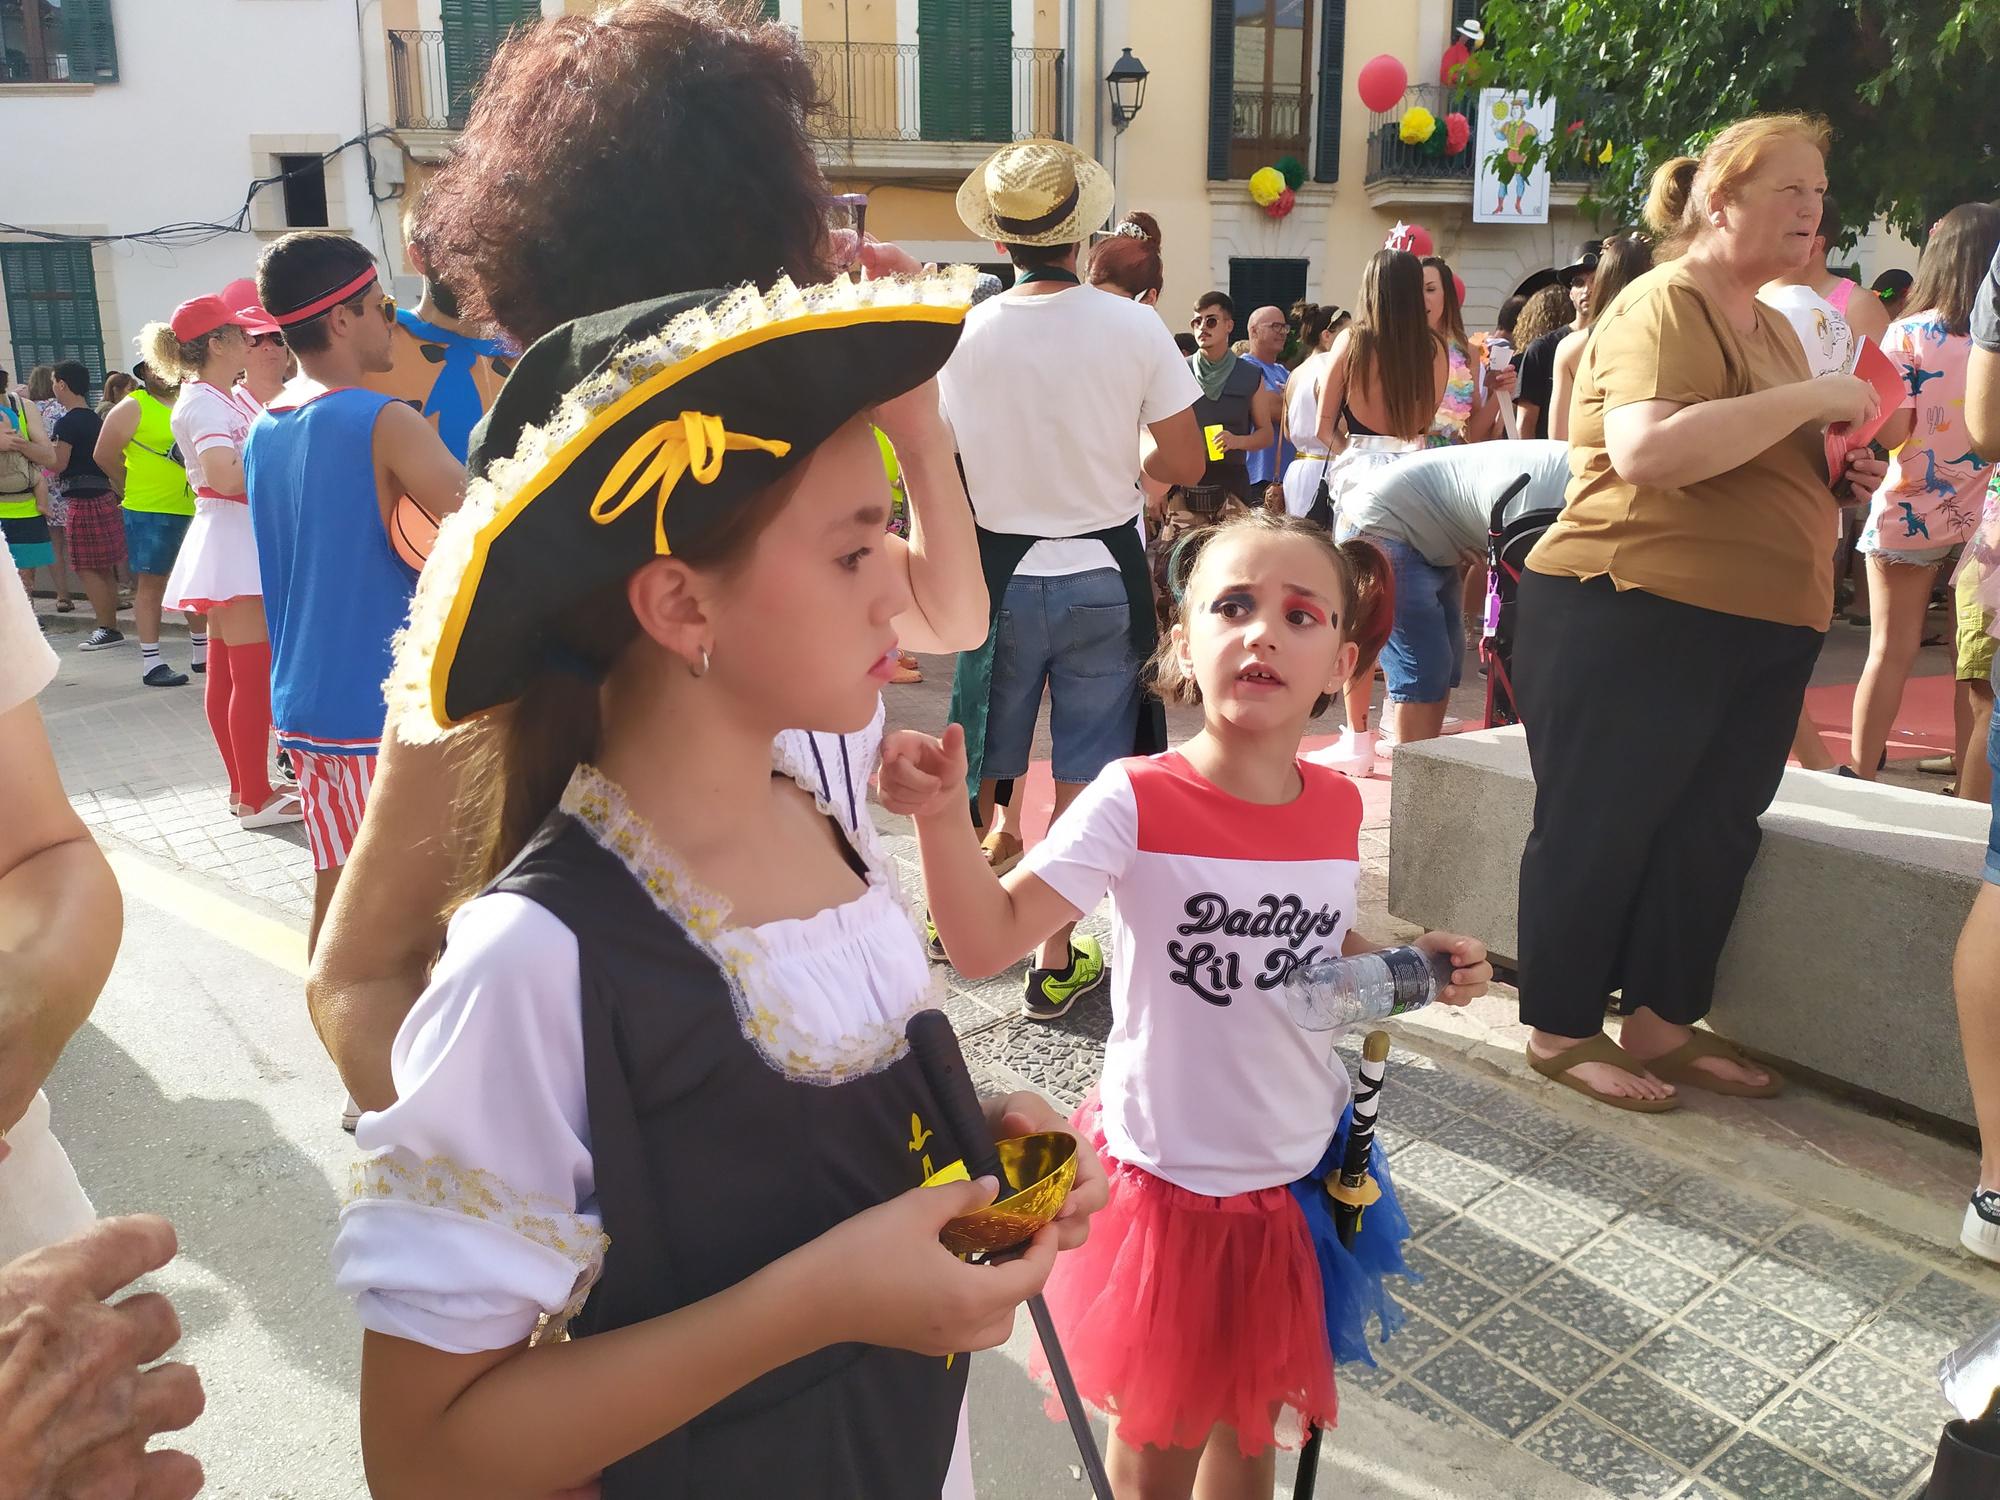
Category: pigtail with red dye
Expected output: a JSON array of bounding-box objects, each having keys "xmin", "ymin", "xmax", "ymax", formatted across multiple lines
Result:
[{"xmin": 1336, "ymin": 537, "xmax": 1397, "ymax": 673}]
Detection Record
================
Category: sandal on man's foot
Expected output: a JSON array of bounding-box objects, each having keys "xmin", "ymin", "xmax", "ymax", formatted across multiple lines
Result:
[
  {"xmin": 980, "ymin": 830, "xmax": 1024, "ymax": 877},
  {"xmin": 1525, "ymin": 1034, "xmax": 1680, "ymax": 1113},
  {"xmin": 1641, "ymin": 1029, "xmax": 1783, "ymax": 1098}
]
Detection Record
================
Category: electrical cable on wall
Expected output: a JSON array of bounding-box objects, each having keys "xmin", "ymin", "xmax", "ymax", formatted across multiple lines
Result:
[{"xmin": 0, "ymin": 129, "xmax": 399, "ymax": 252}]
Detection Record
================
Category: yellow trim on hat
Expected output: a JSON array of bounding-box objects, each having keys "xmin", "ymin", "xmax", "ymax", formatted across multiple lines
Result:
[{"xmin": 426, "ymin": 298, "xmax": 964, "ymax": 730}]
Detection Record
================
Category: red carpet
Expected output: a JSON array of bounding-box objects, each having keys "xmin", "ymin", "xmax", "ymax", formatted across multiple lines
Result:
[{"xmin": 1800, "ymin": 674, "xmax": 1957, "ymax": 764}]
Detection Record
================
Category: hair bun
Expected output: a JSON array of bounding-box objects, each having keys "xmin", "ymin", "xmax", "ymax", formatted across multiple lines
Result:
[
  {"xmin": 1116, "ymin": 210, "xmax": 1161, "ymax": 247},
  {"xmin": 1643, "ymin": 156, "xmax": 1699, "ymax": 237}
]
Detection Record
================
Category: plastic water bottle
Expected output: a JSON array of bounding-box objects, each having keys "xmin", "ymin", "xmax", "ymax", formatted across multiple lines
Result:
[
  {"xmin": 1284, "ymin": 945, "xmax": 1455, "ymax": 1032},
  {"xmin": 1940, "ymin": 1314, "xmax": 2000, "ymax": 1421}
]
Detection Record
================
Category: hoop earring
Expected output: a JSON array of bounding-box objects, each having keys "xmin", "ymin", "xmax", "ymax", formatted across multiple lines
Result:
[{"xmin": 690, "ymin": 646, "xmax": 710, "ymax": 680}]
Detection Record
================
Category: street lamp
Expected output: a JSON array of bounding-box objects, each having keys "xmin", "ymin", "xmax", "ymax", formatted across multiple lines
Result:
[{"xmin": 1106, "ymin": 48, "xmax": 1148, "ymax": 132}]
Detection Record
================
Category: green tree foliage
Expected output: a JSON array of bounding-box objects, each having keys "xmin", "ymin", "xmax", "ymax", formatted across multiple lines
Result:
[{"xmin": 1480, "ymin": 0, "xmax": 2000, "ymax": 244}]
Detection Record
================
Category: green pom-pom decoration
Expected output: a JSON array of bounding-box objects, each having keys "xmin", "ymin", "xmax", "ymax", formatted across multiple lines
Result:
[{"xmin": 1275, "ymin": 155, "xmax": 1307, "ymax": 190}]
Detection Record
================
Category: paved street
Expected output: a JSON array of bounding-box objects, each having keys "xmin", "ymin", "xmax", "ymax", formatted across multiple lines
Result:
[{"xmin": 28, "ymin": 598, "xmax": 2000, "ymax": 1500}]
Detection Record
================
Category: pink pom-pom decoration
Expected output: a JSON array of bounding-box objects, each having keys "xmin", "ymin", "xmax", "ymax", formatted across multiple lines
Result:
[{"xmin": 1357, "ymin": 54, "xmax": 1408, "ymax": 114}]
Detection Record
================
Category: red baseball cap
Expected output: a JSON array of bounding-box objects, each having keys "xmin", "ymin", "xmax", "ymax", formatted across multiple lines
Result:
[
  {"xmin": 219, "ymin": 278, "xmax": 282, "ymax": 337},
  {"xmin": 169, "ymin": 294, "xmax": 261, "ymax": 342}
]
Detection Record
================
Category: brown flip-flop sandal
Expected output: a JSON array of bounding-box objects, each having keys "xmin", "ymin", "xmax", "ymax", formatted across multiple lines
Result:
[
  {"xmin": 1526, "ymin": 1034, "xmax": 1681, "ymax": 1113},
  {"xmin": 980, "ymin": 830, "xmax": 1025, "ymax": 877},
  {"xmin": 1643, "ymin": 1029, "xmax": 1784, "ymax": 1099}
]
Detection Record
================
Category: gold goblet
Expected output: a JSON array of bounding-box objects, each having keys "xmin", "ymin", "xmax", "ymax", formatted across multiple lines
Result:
[{"xmin": 925, "ymin": 1131, "xmax": 1079, "ymax": 1257}]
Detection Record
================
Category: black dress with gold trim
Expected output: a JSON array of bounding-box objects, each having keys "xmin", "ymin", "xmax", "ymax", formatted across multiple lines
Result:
[{"xmin": 493, "ymin": 779, "xmax": 967, "ymax": 1499}]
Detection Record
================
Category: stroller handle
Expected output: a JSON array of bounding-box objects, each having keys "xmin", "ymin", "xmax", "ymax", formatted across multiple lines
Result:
[{"xmin": 1488, "ymin": 473, "xmax": 1535, "ymax": 535}]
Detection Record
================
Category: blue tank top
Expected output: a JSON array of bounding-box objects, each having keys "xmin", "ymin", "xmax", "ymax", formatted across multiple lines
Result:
[{"xmin": 243, "ymin": 386, "xmax": 409, "ymax": 753}]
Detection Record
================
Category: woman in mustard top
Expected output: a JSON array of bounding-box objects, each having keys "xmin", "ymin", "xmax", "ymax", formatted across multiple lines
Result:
[{"xmin": 1513, "ymin": 115, "xmax": 1881, "ymax": 1113}]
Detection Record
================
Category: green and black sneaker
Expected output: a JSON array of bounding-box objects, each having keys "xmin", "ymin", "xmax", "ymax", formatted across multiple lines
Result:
[
  {"xmin": 922, "ymin": 909, "xmax": 947, "ymax": 964},
  {"xmin": 1023, "ymin": 934, "xmax": 1107, "ymax": 1021}
]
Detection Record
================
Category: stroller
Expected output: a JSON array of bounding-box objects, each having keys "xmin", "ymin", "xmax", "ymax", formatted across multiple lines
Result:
[{"xmin": 1480, "ymin": 472, "xmax": 1563, "ymax": 728}]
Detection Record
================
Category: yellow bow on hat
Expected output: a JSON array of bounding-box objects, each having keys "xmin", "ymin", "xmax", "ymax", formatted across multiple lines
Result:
[{"xmin": 589, "ymin": 411, "xmax": 793, "ymax": 556}]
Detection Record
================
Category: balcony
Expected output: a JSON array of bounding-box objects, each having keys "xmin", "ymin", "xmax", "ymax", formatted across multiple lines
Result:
[
  {"xmin": 1229, "ymin": 86, "xmax": 1308, "ymax": 182},
  {"xmin": 804, "ymin": 41, "xmax": 1067, "ymax": 179},
  {"xmin": 387, "ymin": 30, "xmax": 462, "ymax": 156},
  {"xmin": 1362, "ymin": 84, "xmax": 1599, "ymax": 211}
]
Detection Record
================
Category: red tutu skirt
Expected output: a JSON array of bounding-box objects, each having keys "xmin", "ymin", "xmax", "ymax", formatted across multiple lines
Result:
[{"xmin": 1032, "ymin": 1097, "xmax": 1338, "ymax": 1455}]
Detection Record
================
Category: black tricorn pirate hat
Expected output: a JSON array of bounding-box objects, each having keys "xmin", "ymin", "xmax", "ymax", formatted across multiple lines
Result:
[{"xmin": 387, "ymin": 269, "xmax": 976, "ymax": 736}]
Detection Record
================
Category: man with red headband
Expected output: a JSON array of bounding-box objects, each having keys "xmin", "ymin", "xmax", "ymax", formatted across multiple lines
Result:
[{"xmin": 243, "ymin": 232, "xmax": 464, "ymax": 972}]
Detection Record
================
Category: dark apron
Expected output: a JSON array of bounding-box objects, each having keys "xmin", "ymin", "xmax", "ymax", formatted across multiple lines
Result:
[
  {"xmin": 946, "ymin": 521, "xmax": 1165, "ymax": 812},
  {"xmin": 493, "ymin": 816, "xmax": 968, "ymax": 1500}
]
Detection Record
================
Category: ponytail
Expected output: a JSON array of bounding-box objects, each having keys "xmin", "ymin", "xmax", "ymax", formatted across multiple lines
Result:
[
  {"xmin": 1643, "ymin": 156, "xmax": 1700, "ymax": 253},
  {"xmin": 1337, "ymin": 537, "xmax": 1396, "ymax": 676}
]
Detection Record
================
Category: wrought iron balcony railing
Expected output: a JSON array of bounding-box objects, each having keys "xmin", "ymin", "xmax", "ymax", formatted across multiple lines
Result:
[{"xmin": 803, "ymin": 41, "xmax": 1066, "ymax": 146}]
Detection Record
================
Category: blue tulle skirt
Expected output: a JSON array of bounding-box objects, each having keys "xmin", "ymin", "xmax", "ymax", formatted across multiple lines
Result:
[{"xmin": 1289, "ymin": 1103, "xmax": 1414, "ymax": 1366}]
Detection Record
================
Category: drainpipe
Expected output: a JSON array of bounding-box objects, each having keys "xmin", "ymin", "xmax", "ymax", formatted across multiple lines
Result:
[
  {"xmin": 1065, "ymin": 0, "xmax": 1078, "ymax": 142},
  {"xmin": 1091, "ymin": 0, "xmax": 1104, "ymax": 163}
]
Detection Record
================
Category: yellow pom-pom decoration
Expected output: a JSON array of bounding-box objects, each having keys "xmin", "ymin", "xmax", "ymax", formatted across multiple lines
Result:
[
  {"xmin": 1248, "ymin": 167, "xmax": 1285, "ymax": 207},
  {"xmin": 1399, "ymin": 106, "xmax": 1437, "ymax": 145}
]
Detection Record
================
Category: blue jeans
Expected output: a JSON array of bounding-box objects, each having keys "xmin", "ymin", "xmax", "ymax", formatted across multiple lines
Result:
[
  {"xmin": 984, "ymin": 568, "xmax": 1141, "ymax": 785},
  {"xmin": 1347, "ymin": 531, "xmax": 1462, "ymax": 703}
]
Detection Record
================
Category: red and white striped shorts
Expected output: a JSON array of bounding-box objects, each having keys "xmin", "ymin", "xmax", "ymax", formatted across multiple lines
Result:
[{"xmin": 287, "ymin": 748, "xmax": 379, "ymax": 871}]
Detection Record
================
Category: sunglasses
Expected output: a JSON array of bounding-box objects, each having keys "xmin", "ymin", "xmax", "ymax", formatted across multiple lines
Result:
[
  {"xmin": 1190, "ymin": 313, "xmax": 1224, "ymax": 330},
  {"xmin": 250, "ymin": 332, "xmax": 286, "ymax": 349}
]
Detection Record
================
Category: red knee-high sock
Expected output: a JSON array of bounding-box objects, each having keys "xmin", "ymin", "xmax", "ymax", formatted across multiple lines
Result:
[
  {"xmin": 203, "ymin": 639, "xmax": 243, "ymax": 805},
  {"xmin": 227, "ymin": 639, "xmax": 276, "ymax": 810}
]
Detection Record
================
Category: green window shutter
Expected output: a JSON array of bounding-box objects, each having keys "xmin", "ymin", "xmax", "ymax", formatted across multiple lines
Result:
[
  {"xmin": 440, "ymin": 0, "xmax": 539, "ymax": 124},
  {"xmin": 761, "ymin": 0, "xmax": 781, "ymax": 17},
  {"xmin": 1, "ymin": 243, "xmax": 107, "ymax": 392},
  {"xmin": 920, "ymin": 0, "xmax": 1010, "ymax": 143},
  {"xmin": 1314, "ymin": 0, "xmax": 1345, "ymax": 183},
  {"xmin": 1206, "ymin": 0, "xmax": 1234, "ymax": 181},
  {"xmin": 61, "ymin": 0, "xmax": 120, "ymax": 83}
]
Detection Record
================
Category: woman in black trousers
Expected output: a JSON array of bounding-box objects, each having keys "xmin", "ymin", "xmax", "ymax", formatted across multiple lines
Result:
[{"xmin": 1515, "ymin": 113, "xmax": 1880, "ymax": 1112}]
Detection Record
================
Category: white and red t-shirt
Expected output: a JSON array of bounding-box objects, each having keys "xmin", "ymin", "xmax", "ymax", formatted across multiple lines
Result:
[
  {"xmin": 170, "ymin": 380, "xmax": 264, "ymax": 500},
  {"xmin": 1022, "ymin": 752, "xmax": 1361, "ymax": 1198}
]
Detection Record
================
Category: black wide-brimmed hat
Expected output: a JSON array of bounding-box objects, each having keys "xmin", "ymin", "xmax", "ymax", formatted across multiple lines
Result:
[{"xmin": 387, "ymin": 268, "xmax": 976, "ymax": 736}]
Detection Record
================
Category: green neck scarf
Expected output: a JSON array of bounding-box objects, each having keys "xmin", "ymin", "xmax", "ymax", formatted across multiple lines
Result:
[{"xmin": 1191, "ymin": 349, "xmax": 1237, "ymax": 402}]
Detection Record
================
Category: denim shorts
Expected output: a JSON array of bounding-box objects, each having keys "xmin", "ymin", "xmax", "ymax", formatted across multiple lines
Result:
[
  {"xmin": 1340, "ymin": 529, "xmax": 1462, "ymax": 702},
  {"xmin": 1858, "ymin": 536, "xmax": 1956, "ymax": 568},
  {"xmin": 124, "ymin": 508, "xmax": 193, "ymax": 577},
  {"xmin": 984, "ymin": 567, "xmax": 1141, "ymax": 785}
]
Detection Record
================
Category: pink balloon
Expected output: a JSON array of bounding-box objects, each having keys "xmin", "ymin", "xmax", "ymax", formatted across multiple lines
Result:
[{"xmin": 1357, "ymin": 53, "xmax": 1409, "ymax": 114}]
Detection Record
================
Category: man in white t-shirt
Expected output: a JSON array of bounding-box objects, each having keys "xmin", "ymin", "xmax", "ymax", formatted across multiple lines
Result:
[{"xmin": 940, "ymin": 140, "xmax": 1204, "ymax": 1021}]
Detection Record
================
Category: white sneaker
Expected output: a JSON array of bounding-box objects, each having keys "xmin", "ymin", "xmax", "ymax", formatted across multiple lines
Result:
[
  {"xmin": 1963, "ymin": 1190, "xmax": 2000, "ymax": 1264},
  {"xmin": 240, "ymin": 791, "xmax": 305, "ymax": 829},
  {"xmin": 1306, "ymin": 727, "xmax": 1376, "ymax": 778},
  {"xmin": 341, "ymin": 1094, "xmax": 361, "ymax": 1134}
]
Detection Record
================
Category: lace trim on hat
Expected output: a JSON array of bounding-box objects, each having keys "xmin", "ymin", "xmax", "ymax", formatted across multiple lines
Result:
[
  {"xmin": 347, "ymin": 1149, "xmax": 606, "ymax": 1345},
  {"xmin": 385, "ymin": 266, "xmax": 978, "ymax": 744},
  {"xmin": 560, "ymin": 764, "xmax": 937, "ymax": 1086}
]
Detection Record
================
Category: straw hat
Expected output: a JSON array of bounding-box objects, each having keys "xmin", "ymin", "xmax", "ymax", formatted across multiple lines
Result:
[{"xmin": 957, "ymin": 140, "xmax": 1115, "ymax": 248}]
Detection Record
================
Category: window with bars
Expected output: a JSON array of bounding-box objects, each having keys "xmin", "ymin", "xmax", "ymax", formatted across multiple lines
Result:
[
  {"xmin": 1, "ymin": 243, "xmax": 106, "ymax": 390},
  {"xmin": 1, "ymin": 0, "xmax": 118, "ymax": 84},
  {"xmin": 1211, "ymin": 0, "xmax": 1344, "ymax": 183}
]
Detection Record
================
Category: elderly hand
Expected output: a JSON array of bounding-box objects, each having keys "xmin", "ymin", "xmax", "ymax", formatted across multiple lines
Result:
[
  {"xmin": 983, "ymin": 1090, "xmax": 1109, "ymax": 1252},
  {"xmin": 1813, "ymin": 373, "xmax": 1880, "ymax": 429},
  {"xmin": 0, "ymin": 1215, "xmax": 203, "ymax": 1500}
]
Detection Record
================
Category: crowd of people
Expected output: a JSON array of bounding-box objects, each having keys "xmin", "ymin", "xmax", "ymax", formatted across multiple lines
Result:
[{"xmin": 2, "ymin": 2, "xmax": 1999, "ymax": 1498}]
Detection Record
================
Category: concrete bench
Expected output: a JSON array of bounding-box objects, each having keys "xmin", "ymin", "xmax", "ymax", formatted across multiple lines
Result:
[{"xmin": 1389, "ymin": 726, "xmax": 1989, "ymax": 1128}]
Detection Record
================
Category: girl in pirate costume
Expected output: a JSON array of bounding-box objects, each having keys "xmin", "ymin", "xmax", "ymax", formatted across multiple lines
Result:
[{"xmin": 330, "ymin": 269, "xmax": 1103, "ymax": 1499}]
